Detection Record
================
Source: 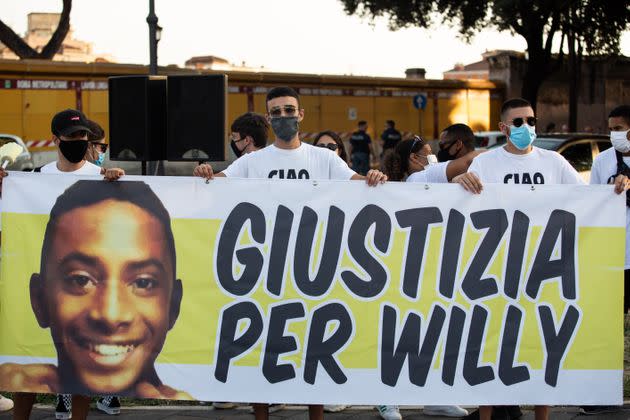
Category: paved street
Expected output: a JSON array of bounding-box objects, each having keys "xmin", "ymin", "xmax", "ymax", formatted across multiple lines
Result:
[{"xmin": 1, "ymin": 405, "xmax": 629, "ymax": 420}]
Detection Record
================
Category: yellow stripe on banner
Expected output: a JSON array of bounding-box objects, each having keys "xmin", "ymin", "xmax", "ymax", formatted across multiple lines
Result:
[{"xmin": 0, "ymin": 214, "xmax": 623, "ymax": 371}]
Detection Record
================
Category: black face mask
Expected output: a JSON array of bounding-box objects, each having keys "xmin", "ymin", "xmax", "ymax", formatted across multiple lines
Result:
[
  {"xmin": 230, "ymin": 140, "xmax": 244, "ymax": 158},
  {"xmin": 437, "ymin": 148, "xmax": 456, "ymax": 162},
  {"xmin": 271, "ymin": 117, "xmax": 299, "ymax": 142},
  {"xmin": 59, "ymin": 139, "xmax": 88, "ymax": 163}
]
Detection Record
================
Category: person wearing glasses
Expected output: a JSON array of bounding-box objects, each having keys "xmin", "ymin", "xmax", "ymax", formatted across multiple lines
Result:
[
  {"xmin": 86, "ymin": 119, "xmax": 108, "ymax": 168},
  {"xmin": 313, "ymin": 130, "xmax": 349, "ymax": 164},
  {"xmin": 453, "ymin": 98, "xmax": 585, "ymax": 420},
  {"xmin": 349, "ymin": 121, "xmax": 373, "ymax": 175},
  {"xmin": 194, "ymin": 86, "xmax": 387, "ymax": 420}
]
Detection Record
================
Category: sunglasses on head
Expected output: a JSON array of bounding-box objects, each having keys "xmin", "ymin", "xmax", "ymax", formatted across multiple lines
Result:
[
  {"xmin": 269, "ymin": 105, "xmax": 298, "ymax": 118},
  {"xmin": 510, "ymin": 117, "xmax": 537, "ymax": 127},
  {"xmin": 316, "ymin": 143, "xmax": 338, "ymax": 151},
  {"xmin": 91, "ymin": 142, "xmax": 108, "ymax": 153}
]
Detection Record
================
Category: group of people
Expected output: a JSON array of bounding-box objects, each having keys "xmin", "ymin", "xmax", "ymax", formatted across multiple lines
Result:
[{"xmin": 0, "ymin": 85, "xmax": 629, "ymax": 420}]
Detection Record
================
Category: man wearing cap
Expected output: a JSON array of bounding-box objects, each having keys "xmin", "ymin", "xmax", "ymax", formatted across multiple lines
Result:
[{"xmin": 39, "ymin": 109, "xmax": 104, "ymax": 175}]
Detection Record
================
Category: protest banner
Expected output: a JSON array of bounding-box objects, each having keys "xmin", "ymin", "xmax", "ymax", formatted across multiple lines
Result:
[{"xmin": 0, "ymin": 172, "xmax": 624, "ymax": 405}]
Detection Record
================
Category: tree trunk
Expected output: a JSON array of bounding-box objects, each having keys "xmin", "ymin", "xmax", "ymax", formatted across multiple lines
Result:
[
  {"xmin": 0, "ymin": 0, "xmax": 72, "ymax": 59},
  {"xmin": 520, "ymin": 49, "xmax": 547, "ymax": 112}
]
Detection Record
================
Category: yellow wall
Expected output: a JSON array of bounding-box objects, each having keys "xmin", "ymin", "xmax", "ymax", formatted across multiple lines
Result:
[{"xmin": 0, "ymin": 67, "xmax": 502, "ymax": 148}]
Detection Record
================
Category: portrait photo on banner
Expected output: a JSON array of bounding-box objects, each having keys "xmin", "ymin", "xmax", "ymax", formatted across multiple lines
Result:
[{"xmin": 0, "ymin": 180, "xmax": 191, "ymax": 400}]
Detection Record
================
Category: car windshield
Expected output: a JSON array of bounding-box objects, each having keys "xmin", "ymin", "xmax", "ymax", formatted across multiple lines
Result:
[{"xmin": 532, "ymin": 138, "xmax": 563, "ymax": 150}]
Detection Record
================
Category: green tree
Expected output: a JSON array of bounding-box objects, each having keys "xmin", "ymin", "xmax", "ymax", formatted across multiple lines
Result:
[
  {"xmin": 339, "ymin": 0, "xmax": 630, "ymax": 110},
  {"xmin": 0, "ymin": 0, "xmax": 72, "ymax": 59}
]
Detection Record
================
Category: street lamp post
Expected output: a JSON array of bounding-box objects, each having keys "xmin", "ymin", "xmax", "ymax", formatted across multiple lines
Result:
[
  {"xmin": 145, "ymin": 0, "xmax": 164, "ymax": 175},
  {"xmin": 147, "ymin": 0, "xmax": 159, "ymax": 76}
]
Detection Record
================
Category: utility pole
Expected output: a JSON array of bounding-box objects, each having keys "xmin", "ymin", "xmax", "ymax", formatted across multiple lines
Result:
[
  {"xmin": 145, "ymin": 0, "xmax": 164, "ymax": 175},
  {"xmin": 147, "ymin": 0, "xmax": 159, "ymax": 76}
]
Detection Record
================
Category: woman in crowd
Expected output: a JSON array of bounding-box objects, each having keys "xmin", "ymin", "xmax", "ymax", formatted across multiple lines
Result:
[{"xmin": 313, "ymin": 131, "xmax": 349, "ymax": 164}]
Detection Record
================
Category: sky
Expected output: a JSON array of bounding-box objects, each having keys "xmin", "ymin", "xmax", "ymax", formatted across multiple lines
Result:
[{"xmin": 3, "ymin": 0, "xmax": 630, "ymax": 80}]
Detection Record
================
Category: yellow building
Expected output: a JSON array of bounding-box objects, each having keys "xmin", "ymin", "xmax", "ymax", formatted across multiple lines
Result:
[{"xmin": 0, "ymin": 59, "xmax": 503, "ymax": 153}]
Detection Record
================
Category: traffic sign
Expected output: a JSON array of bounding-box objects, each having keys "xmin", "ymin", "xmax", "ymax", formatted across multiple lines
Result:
[{"xmin": 413, "ymin": 94, "xmax": 427, "ymax": 110}]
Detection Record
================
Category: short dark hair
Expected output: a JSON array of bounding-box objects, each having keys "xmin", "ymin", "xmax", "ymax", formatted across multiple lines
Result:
[
  {"xmin": 230, "ymin": 112, "xmax": 269, "ymax": 149},
  {"xmin": 609, "ymin": 105, "xmax": 630, "ymax": 126},
  {"xmin": 40, "ymin": 181, "xmax": 176, "ymax": 279},
  {"xmin": 386, "ymin": 120, "xmax": 395, "ymax": 128},
  {"xmin": 501, "ymin": 98, "xmax": 532, "ymax": 120},
  {"xmin": 266, "ymin": 86, "xmax": 300, "ymax": 109},
  {"xmin": 358, "ymin": 120, "xmax": 367, "ymax": 127},
  {"xmin": 313, "ymin": 131, "xmax": 349, "ymax": 163},
  {"xmin": 86, "ymin": 120, "xmax": 105, "ymax": 142},
  {"xmin": 442, "ymin": 123, "xmax": 475, "ymax": 152}
]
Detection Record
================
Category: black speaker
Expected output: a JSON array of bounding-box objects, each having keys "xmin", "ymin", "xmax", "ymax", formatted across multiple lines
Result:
[
  {"xmin": 108, "ymin": 76, "xmax": 167, "ymax": 161},
  {"xmin": 166, "ymin": 75, "xmax": 226, "ymax": 161}
]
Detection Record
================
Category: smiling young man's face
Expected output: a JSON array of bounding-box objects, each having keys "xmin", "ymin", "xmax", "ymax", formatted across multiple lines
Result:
[{"xmin": 31, "ymin": 199, "xmax": 181, "ymax": 394}]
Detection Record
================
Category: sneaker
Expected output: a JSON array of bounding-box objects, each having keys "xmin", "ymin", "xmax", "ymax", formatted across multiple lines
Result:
[
  {"xmin": 424, "ymin": 405, "xmax": 469, "ymax": 417},
  {"xmin": 580, "ymin": 406, "xmax": 621, "ymax": 415},
  {"xmin": 324, "ymin": 404, "xmax": 348, "ymax": 412},
  {"xmin": 377, "ymin": 405, "xmax": 402, "ymax": 420},
  {"xmin": 212, "ymin": 402, "xmax": 236, "ymax": 409},
  {"xmin": 55, "ymin": 394, "xmax": 72, "ymax": 420},
  {"xmin": 0, "ymin": 396, "xmax": 14, "ymax": 412},
  {"xmin": 97, "ymin": 396, "xmax": 121, "ymax": 415},
  {"xmin": 268, "ymin": 404, "xmax": 286, "ymax": 413}
]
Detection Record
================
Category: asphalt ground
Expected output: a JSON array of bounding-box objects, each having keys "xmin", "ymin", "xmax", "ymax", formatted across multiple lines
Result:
[{"xmin": 1, "ymin": 404, "xmax": 630, "ymax": 419}]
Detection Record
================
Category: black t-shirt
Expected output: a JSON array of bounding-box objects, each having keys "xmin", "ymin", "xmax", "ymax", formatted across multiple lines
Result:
[
  {"xmin": 350, "ymin": 130, "xmax": 371, "ymax": 154},
  {"xmin": 381, "ymin": 128, "xmax": 402, "ymax": 150}
]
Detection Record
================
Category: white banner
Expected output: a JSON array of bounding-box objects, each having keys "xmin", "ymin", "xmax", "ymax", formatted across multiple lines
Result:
[{"xmin": 0, "ymin": 172, "xmax": 625, "ymax": 405}]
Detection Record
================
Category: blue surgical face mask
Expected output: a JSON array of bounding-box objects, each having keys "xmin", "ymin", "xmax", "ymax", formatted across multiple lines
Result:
[
  {"xmin": 509, "ymin": 124, "xmax": 536, "ymax": 150},
  {"xmin": 94, "ymin": 152, "xmax": 105, "ymax": 166}
]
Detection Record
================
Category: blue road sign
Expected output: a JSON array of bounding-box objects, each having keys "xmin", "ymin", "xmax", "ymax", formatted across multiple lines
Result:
[{"xmin": 413, "ymin": 94, "xmax": 427, "ymax": 110}]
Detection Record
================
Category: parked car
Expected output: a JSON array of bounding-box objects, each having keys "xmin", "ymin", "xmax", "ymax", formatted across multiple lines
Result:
[
  {"xmin": 0, "ymin": 134, "xmax": 34, "ymax": 171},
  {"xmin": 487, "ymin": 133, "xmax": 611, "ymax": 182},
  {"xmin": 474, "ymin": 131, "xmax": 506, "ymax": 148}
]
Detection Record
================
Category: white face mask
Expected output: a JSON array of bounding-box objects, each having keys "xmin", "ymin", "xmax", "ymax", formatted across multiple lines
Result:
[
  {"xmin": 611, "ymin": 130, "xmax": 630, "ymax": 153},
  {"xmin": 426, "ymin": 154, "xmax": 438, "ymax": 166}
]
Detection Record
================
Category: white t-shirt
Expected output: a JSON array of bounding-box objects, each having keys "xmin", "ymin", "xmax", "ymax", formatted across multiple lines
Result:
[
  {"xmin": 40, "ymin": 161, "xmax": 102, "ymax": 175},
  {"xmin": 222, "ymin": 142, "xmax": 356, "ymax": 180},
  {"xmin": 0, "ymin": 161, "xmax": 101, "ymax": 232},
  {"xmin": 590, "ymin": 147, "xmax": 630, "ymax": 268},
  {"xmin": 468, "ymin": 146, "xmax": 584, "ymax": 185},
  {"xmin": 406, "ymin": 162, "xmax": 449, "ymax": 184}
]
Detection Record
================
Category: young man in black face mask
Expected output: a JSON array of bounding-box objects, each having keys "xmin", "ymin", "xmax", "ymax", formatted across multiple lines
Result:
[
  {"xmin": 194, "ymin": 86, "xmax": 387, "ymax": 186},
  {"xmin": 437, "ymin": 123, "xmax": 476, "ymax": 163},
  {"xmin": 229, "ymin": 112, "xmax": 269, "ymax": 158},
  {"xmin": 39, "ymin": 109, "xmax": 104, "ymax": 176}
]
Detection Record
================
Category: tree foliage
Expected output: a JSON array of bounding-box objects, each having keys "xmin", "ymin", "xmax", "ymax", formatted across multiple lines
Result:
[
  {"xmin": 0, "ymin": 0, "xmax": 72, "ymax": 59},
  {"xmin": 340, "ymin": 0, "xmax": 630, "ymax": 108}
]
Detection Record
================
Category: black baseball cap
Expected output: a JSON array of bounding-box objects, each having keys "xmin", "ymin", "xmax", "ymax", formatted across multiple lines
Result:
[{"xmin": 51, "ymin": 109, "xmax": 93, "ymax": 137}]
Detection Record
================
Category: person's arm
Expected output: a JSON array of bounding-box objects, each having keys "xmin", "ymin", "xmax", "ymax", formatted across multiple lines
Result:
[
  {"xmin": 452, "ymin": 172, "xmax": 483, "ymax": 194},
  {"xmin": 0, "ymin": 167, "xmax": 6, "ymax": 197},
  {"xmin": 351, "ymin": 169, "xmax": 387, "ymax": 186},
  {"xmin": 445, "ymin": 150, "xmax": 482, "ymax": 182},
  {"xmin": 104, "ymin": 168, "xmax": 125, "ymax": 181},
  {"xmin": 589, "ymin": 155, "xmax": 604, "ymax": 185},
  {"xmin": 193, "ymin": 163, "xmax": 226, "ymax": 180},
  {"xmin": 329, "ymin": 152, "xmax": 386, "ymax": 186},
  {"xmin": 558, "ymin": 156, "xmax": 586, "ymax": 185},
  {"xmin": 613, "ymin": 174, "xmax": 630, "ymax": 194}
]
